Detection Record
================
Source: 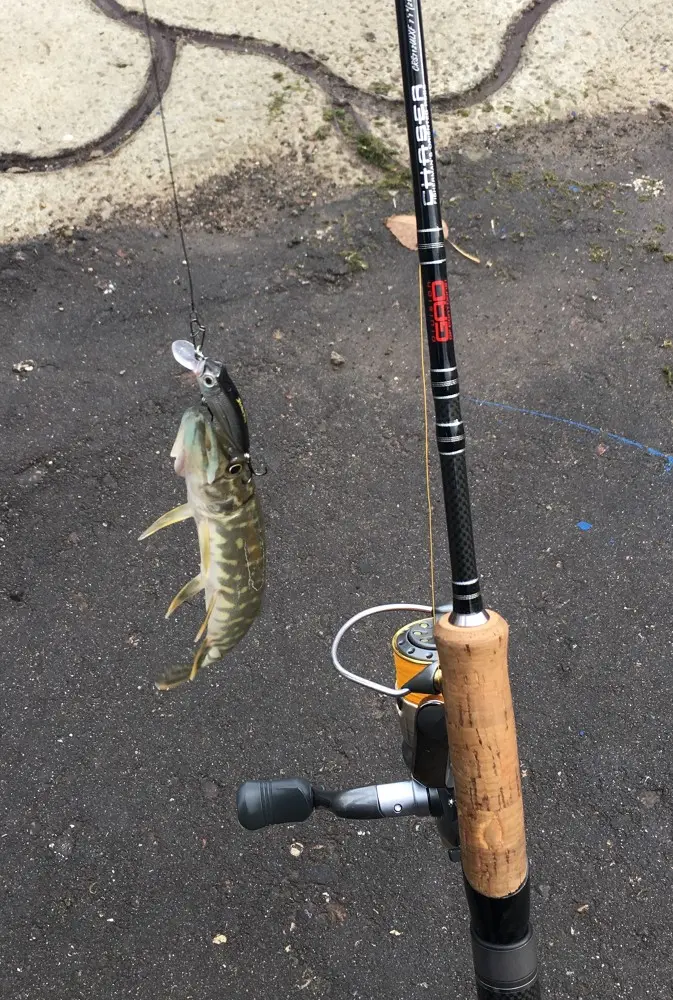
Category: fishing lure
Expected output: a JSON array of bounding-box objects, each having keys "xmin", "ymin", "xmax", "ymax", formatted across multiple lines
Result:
[{"xmin": 139, "ymin": 342, "xmax": 265, "ymax": 690}]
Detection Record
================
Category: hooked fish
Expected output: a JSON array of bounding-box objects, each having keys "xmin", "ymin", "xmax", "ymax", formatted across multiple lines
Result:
[{"xmin": 139, "ymin": 404, "xmax": 265, "ymax": 690}]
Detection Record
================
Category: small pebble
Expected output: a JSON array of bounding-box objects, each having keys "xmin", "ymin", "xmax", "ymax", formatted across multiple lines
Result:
[{"xmin": 200, "ymin": 778, "xmax": 220, "ymax": 800}]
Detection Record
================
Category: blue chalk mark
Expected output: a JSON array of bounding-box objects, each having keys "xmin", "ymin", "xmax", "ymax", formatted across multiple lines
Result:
[
  {"xmin": 468, "ymin": 399, "xmax": 673, "ymax": 475},
  {"xmin": 577, "ymin": 521, "xmax": 592, "ymax": 531}
]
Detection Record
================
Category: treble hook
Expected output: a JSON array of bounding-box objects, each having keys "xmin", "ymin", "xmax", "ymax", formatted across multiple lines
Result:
[{"xmin": 250, "ymin": 456, "xmax": 268, "ymax": 477}]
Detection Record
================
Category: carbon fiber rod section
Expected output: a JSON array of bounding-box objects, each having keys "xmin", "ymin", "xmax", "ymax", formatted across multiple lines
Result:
[{"xmin": 395, "ymin": 0, "xmax": 482, "ymax": 617}]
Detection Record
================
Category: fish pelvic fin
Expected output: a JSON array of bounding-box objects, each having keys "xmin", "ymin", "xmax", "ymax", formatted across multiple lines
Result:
[
  {"xmin": 154, "ymin": 664, "xmax": 194, "ymax": 691},
  {"xmin": 165, "ymin": 575, "xmax": 205, "ymax": 619},
  {"xmin": 194, "ymin": 593, "xmax": 217, "ymax": 643}
]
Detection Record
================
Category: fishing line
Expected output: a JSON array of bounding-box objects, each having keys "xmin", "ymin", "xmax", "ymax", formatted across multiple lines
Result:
[
  {"xmin": 140, "ymin": 0, "xmax": 205, "ymax": 354},
  {"xmin": 418, "ymin": 266, "xmax": 436, "ymax": 617}
]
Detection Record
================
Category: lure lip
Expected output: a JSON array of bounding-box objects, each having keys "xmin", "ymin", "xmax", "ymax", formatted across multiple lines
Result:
[{"xmin": 172, "ymin": 339, "xmax": 205, "ymax": 375}]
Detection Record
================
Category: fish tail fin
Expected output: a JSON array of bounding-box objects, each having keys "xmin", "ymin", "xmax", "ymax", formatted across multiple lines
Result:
[
  {"xmin": 155, "ymin": 639, "xmax": 219, "ymax": 691},
  {"xmin": 154, "ymin": 665, "xmax": 193, "ymax": 691}
]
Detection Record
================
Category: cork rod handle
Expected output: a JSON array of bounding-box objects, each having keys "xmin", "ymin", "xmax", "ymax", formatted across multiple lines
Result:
[{"xmin": 435, "ymin": 610, "xmax": 528, "ymax": 898}]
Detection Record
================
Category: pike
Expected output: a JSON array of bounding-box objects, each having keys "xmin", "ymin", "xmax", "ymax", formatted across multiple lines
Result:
[
  {"xmin": 136, "ymin": 0, "xmax": 267, "ymax": 693},
  {"xmin": 140, "ymin": 344, "xmax": 265, "ymax": 691}
]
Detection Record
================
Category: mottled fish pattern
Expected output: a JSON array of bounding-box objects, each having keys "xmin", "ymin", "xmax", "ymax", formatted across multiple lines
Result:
[{"xmin": 139, "ymin": 406, "xmax": 265, "ymax": 690}]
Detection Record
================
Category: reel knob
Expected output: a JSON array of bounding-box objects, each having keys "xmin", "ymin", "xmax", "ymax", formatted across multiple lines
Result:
[{"xmin": 236, "ymin": 778, "xmax": 314, "ymax": 830}]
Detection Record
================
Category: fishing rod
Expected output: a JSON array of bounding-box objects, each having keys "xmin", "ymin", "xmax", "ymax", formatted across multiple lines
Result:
[
  {"xmin": 395, "ymin": 1, "xmax": 539, "ymax": 992},
  {"xmin": 236, "ymin": 1, "xmax": 541, "ymax": 996}
]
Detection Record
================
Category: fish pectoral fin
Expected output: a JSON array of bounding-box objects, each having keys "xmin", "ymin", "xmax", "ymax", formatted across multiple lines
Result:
[
  {"xmin": 194, "ymin": 593, "xmax": 217, "ymax": 643},
  {"xmin": 138, "ymin": 503, "xmax": 192, "ymax": 540},
  {"xmin": 165, "ymin": 575, "xmax": 205, "ymax": 619}
]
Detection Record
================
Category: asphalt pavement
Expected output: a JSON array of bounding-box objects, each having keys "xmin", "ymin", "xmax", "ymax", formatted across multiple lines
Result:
[{"xmin": 1, "ymin": 111, "xmax": 673, "ymax": 999}]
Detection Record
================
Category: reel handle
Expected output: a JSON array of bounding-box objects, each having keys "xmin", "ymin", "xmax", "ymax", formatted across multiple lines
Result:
[
  {"xmin": 236, "ymin": 778, "xmax": 314, "ymax": 830},
  {"xmin": 236, "ymin": 778, "xmax": 442, "ymax": 830}
]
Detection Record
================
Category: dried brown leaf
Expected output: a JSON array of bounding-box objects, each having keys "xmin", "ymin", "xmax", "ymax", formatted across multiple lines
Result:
[
  {"xmin": 385, "ymin": 214, "xmax": 448, "ymax": 251},
  {"xmin": 385, "ymin": 215, "xmax": 479, "ymax": 262}
]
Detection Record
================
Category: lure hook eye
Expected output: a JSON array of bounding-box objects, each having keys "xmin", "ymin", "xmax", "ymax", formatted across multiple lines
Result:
[
  {"xmin": 227, "ymin": 462, "xmax": 243, "ymax": 476},
  {"xmin": 201, "ymin": 373, "xmax": 217, "ymax": 388}
]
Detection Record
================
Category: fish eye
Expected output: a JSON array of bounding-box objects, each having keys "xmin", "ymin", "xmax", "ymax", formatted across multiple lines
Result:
[
  {"xmin": 202, "ymin": 374, "xmax": 217, "ymax": 388},
  {"xmin": 228, "ymin": 462, "xmax": 243, "ymax": 475}
]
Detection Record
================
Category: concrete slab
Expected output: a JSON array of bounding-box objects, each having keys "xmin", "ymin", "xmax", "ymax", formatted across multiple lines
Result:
[
  {"xmin": 1, "ymin": 114, "xmax": 673, "ymax": 999},
  {"xmin": 0, "ymin": 0, "xmax": 148, "ymax": 155},
  {"xmin": 0, "ymin": 44, "xmax": 363, "ymax": 243},
  {"xmin": 1, "ymin": 0, "xmax": 673, "ymax": 247},
  {"xmin": 120, "ymin": 0, "xmax": 531, "ymax": 96},
  {"xmin": 431, "ymin": 0, "xmax": 673, "ymax": 143}
]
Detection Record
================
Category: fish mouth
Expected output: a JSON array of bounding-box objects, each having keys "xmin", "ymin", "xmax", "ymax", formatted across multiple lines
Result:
[
  {"xmin": 171, "ymin": 407, "xmax": 207, "ymax": 478},
  {"xmin": 171, "ymin": 406, "xmax": 241, "ymax": 485}
]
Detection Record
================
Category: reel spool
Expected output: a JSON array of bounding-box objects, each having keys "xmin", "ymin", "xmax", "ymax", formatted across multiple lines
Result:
[
  {"xmin": 393, "ymin": 615, "xmax": 440, "ymax": 705},
  {"xmin": 393, "ymin": 613, "xmax": 443, "ymax": 776}
]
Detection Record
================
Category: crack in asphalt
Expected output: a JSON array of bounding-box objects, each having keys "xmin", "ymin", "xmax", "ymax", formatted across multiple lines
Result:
[{"xmin": 0, "ymin": 0, "xmax": 560, "ymax": 174}]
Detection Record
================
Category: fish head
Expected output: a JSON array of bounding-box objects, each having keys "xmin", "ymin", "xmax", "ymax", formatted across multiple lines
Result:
[{"xmin": 170, "ymin": 406, "xmax": 254, "ymax": 505}]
